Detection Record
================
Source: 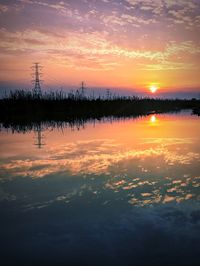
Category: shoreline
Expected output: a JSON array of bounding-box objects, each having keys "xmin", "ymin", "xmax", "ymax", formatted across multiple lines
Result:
[{"xmin": 0, "ymin": 97, "xmax": 200, "ymax": 129}]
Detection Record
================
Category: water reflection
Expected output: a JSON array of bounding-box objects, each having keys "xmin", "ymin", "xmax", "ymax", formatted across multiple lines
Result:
[
  {"xmin": 0, "ymin": 111, "xmax": 200, "ymax": 265},
  {"xmin": 1, "ymin": 112, "xmax": 200, "ymax": 207},
  {"xmin": 150, "ymin": 114, "xmax": 157, "ymax": 124},
  {"xmin": 34, "ymin": 124, "xmax": 45, "ymax": 148}
]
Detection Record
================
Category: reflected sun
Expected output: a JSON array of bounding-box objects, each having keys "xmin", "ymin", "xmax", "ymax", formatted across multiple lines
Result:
[{"xmin": 150, "ymin": 115, "xmax": 156, "ymax": 123}]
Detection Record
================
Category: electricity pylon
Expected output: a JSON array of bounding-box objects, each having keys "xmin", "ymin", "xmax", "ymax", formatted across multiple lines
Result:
[
  {"xmin": 32, "ymin": 63, "xmax": 42, "ymax": 97},
  {"xmin": 80, "ymin": 81, "xmax": 86, "ymax": 99}
]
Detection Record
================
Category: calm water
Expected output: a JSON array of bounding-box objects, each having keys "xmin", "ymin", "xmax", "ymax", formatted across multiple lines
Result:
[{"xmin": 0, "ymin": 111, "xmax": 200, "ymax": 266}]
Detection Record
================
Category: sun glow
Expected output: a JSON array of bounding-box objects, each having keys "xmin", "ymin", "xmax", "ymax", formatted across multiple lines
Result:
[
  {"xmin": 149, "ymin": 85, "xmax": 158, "ymax": 93},
  {"xmin": 150, "ymin": 115, "xmax": 157, "ymax": 123}
]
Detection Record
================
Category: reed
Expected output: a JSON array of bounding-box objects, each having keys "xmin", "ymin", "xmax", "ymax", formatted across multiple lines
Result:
[{"xmin": 0, "ymin": 89, "xmax": 199, "ymax": 125}]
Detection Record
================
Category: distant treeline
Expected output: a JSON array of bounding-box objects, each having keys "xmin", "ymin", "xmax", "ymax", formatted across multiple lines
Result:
[{"xmin": 0, "ymin": 89, "xmax": 200, "ymax": 125}]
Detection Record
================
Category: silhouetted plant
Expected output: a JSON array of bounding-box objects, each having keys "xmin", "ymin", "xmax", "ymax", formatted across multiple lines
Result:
[{"xmin": 0, "ymin": 89, "xmax": 199, "ymax": 125}]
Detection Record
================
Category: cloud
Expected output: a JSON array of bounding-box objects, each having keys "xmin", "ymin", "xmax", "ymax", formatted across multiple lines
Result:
[
  {"xmin": 1, "ymin": 26, "xmax": 199, "ymax": 72},
  {"xmin": 140, "ymin": 61, "xmax": 196, "ymax": 71},
  {"xmin": 164, "ymin": 0, "xmax": 198, "ymax": 9},
  {"xmin": 0, "ymin": 4, "xmax": 9, "ymax": 13},
  {"xmin": 0, "ymin": 0, "xmax": 200, "ymax": 87},
  {"xmin": 19, "ymin": 0, "xmax": 69, "ymax": 14},
  {"xmin": 101, "ymin": 13, "xmax": 157, "ymax": 29},
  {"xmin": 165, "ymin": 41, "xmax": 200, "ymax": 55}
]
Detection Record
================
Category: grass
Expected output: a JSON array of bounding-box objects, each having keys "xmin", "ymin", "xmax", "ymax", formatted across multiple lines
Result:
[{"xmin": 0, "ymin": 89, "xmax": 200, "ymax": 127}]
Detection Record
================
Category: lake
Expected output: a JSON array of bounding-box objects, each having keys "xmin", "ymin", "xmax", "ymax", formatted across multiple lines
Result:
[{"xmin": 0, "ymin": 111, "xmax": 200, "ymax": 266}]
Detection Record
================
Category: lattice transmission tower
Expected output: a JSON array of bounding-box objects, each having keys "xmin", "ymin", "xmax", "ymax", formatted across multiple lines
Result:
[
  {"xmin": 80, "ymin": 81, "xmax": 86, "ymax": 99},
  {"xmin": 32, "ymin": 63, "xmax": 42, "ymax": 97}
]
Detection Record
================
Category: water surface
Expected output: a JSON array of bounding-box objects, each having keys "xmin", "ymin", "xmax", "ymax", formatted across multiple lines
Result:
[{"xmin": 0, "ymin": 111, "xmax": 200, "ymax": 266}]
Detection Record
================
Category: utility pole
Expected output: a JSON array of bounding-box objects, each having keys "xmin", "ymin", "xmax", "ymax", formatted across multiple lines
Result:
[{"xmin": 32, "ymin": 63, "xmax": 42, "ymax": 97}]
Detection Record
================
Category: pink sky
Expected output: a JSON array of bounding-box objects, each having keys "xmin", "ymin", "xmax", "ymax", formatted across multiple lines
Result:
[{"xmin": 0, "ymin": 0, "xmax": 200, "ymax": 96}]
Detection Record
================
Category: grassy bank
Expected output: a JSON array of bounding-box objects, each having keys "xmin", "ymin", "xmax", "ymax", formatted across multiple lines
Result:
[{"xmin": 0, "ymin": 90, "xmax": 199, "ymax": 125}]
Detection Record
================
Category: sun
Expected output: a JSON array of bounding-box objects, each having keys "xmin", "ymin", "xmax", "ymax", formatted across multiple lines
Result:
[{"xmin": 149, "ymin": 85, "xmax": 158, "ymax": 94}]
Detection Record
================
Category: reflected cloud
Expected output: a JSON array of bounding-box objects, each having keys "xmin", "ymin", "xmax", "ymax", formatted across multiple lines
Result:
[
  {"xmin": 0, "ymin": 187, "xmax": 16, "ymax": 202},
  {"xmin": 0, "ymin": 114, "xmax": 200, "ymax": 209},
  {"xmin": 1, "ymin": 138, "xmax": 200, "ymax": 180}
]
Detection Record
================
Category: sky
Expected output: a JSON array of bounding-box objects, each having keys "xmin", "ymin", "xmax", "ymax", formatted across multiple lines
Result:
[{"xmin": 0, "ymin": 0, "xmax": 200, "ymax": 97}]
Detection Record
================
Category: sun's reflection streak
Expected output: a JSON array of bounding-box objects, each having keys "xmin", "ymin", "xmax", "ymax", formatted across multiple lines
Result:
[{"xmin": 150, "ymin": 115, "xmax": 157, "ymax": 123}]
